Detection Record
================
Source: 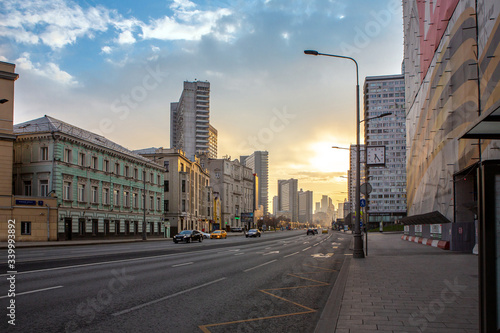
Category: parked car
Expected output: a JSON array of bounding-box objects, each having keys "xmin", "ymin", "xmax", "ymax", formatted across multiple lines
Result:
[
  {"xmin": 306, "ymin": 228, "xmax": 316, "ymax": 235},
  {"xmin": 231, "ymin": 227, "xmax": 243, "ymax": 232},
  {"xmin": 173, "ymin": 230, "xmax": 203, "ymax": 243},
  {"xmin": 246, "ymin": 229, "xmax": 261, "ymax": 238},
  {"xmin": 210, "ymin": 230, "xmax": 227, "ymax": 239}
]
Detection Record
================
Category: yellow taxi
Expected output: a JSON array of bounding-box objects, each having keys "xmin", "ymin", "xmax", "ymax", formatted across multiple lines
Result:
[{"xmin": 210, "ymin": 230, "xmax": 227, "ymax": 239}]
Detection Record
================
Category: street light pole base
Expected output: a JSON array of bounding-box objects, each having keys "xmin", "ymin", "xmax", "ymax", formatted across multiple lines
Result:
[{"xmin": 353, "ymin": 233, "xmax": 365, "ymax": 258}]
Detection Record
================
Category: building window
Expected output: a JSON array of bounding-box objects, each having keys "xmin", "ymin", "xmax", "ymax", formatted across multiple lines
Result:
[
  {"xmin": 21, "ymin": 222, "xmax": 31, "ymax": 235},
  {"xmin": 164, "ymin": 200, "xmax": 169, "ymax": 212},
  {"xmin": 78, "ymin": 184, "xmax": 85, "ymax": 202},
  {"xmin": 103, "ymin": 188, "xmax": 110, "ymax": 205},
  {"xmin": 79, "ymin": 153, "xmax": 86, "ymax": 166},
  {"xmin": 91, "ymin": 156, "xmax": 98, "ymax": 169},
  {"xmin": 125, "ymin": 166, "xmax": 129, "ymax": 177},
  {"xmin": 182, "ymin": 180, "xmax": 186, "ymax": 192},
  {"xmin": 63, "ymin": 181, "xmax": 71, "ymax": 200},
  {"xmin": 132, "ymin": 193, "xmax": 138, "ymax": 208},
  {"xmin": 164, "ymin": 161, "xmax": 169, "ymax": 172},
  {"xmin": 182, "ymin": 199, "xmax": 186, "ymax": 212},
  {"xmin": 150, "ymin": 196, "xmax": 154, "ymax": 210},
  {"xmin": 91, "ymin": 186, "xmax": 98, "ymax": 203},
  {"xmin": 157, "ymin": 174, "xmax": 161, "ymax": 184},
  {"xmin": 150, "ymin": 173, "xmax": 154, "ymax": 183},
  {"xmin": 156, "ymin": 197, "xmax": 160, "ymax": 211},
  {"xmin": 124, "ymin": 191, "xmax": 129, "ymax": 207},
  {"xmin": 115, "ymin": 163, "xmax": 120, "ymax": 175},
  {"xmin": 114, "ymin": 189, "xmax": 120, "ymax": 206},
  {"xmin": 40, "ymin": 147, "xmax": 49, "ymax": 161},
  {"xmin": 64, "ymin": 149, "xmax": 72, "ymax": 163},
  {"xmin": 24, "ymin": 180, "xmax": 32, "ymax": 196},
  {"xmin": 134, "ymin": 168, "xmax": 138, "ymax": 179},
  {"xmin": 164, "ymin": 180, "xmax": 169, "ymax": 192},
  {"xmin": 40, "ymin": 180, "xmax": 49, "ymax": 196}
]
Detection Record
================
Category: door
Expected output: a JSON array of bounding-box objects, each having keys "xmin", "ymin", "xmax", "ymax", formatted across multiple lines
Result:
[{"xmin": 65, "ymin": 218, "xmax": 72, "ymax": 240}]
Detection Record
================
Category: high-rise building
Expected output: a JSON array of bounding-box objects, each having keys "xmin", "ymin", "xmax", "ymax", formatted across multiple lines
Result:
[
  {"xmin": 347, "ymin": 144, "xmax": 365, "ymax": 217},
  {"xmin": 277, "ymin": 178, "xmax": 298, "ymax": 222},
  {"xmin": 364, "ymin": 74, "xmax": 407, "ymax": 224},
  {"xmin": 170, "ymin": 81, "xmax": 217, "ymax": 161},
  {"xmin": 240, "ymin": 151, "xmax": 269, "ymax": 214},
  {"xmin": 273, "ymin": 196, "xmax": 278, "ymax": 216},
  {"xmin": 298, "ymin": 189, "xmax": 313, "ymax": 224}
]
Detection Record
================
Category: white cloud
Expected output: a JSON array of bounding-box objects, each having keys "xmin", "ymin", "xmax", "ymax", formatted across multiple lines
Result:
[
  {"xmin": 15, "ymin": 52, "xmax": 78, "ymax": 86},
  {"xmin": 117, "ymin": 30, "xmax": 136, "ymax": 44},
  {"xmin": 101, "ymin": 46, "xmax": 112, "ymax": 54}
]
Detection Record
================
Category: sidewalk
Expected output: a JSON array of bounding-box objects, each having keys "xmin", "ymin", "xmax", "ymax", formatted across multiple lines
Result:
[{"xmin": 316, "ymin": 232, "xmax": 479, "ymax": 333}]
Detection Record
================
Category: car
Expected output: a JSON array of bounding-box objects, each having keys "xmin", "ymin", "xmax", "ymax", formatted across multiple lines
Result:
[
  {"xmin": 173, "ymin": 230, "xmax": 203, "ymax": 243},
  {"xmin": 313, "ymin": 228, "xmax": 318, "ymax": 234},
  {"xmin": 246, "ymin": 229, "xmax": 261, "ymax": 238},
  {"xmin": 210, "ymin": 230, "xmax": 227, "ymax": 239},
  {"xmin": 201, "ymin": 231, "xmax": 211, "ymax": 239},
  {"xmin": 231, "ymin": 227, "xmax": 243, "ymax": 232},
  {"xmin": 306, "ymin": 228, "xmax": 316, "ymax": 235}
]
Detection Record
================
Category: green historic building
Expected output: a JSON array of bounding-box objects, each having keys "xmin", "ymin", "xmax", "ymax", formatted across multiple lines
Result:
[{"xmin": 13, "ymin": 116, "xmax": 165, "ymax": 240}]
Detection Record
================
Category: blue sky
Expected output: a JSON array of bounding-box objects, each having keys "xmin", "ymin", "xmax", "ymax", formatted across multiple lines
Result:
[{"xmin": 1, "ymin": 0, "xmax": 404, "ymax": 208}]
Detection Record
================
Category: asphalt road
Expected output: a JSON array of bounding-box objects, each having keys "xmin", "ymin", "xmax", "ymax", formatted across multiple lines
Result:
[{"xmin": 1, "ymin": 230, "xmax": 351, "ymax": 333}]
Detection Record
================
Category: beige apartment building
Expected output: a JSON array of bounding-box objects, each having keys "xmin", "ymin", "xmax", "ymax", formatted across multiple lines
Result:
[{"xmin": 137, "ymin": 148, "xmax": 212, "ymax": 234}]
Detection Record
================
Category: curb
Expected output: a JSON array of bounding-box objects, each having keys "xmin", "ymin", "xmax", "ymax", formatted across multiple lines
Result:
[{"xmin": 401, "ymin": 235, "xmax": 449, "ymax": 250}]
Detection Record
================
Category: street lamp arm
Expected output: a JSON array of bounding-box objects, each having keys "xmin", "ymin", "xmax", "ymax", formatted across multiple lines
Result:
[{"xmin": 304, "ymin": 50, "xmax": 359, "ymax": 85}]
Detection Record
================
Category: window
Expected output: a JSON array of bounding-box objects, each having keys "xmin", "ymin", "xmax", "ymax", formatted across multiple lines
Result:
[
  {"xmin": 164, "ymin": 200, "xmax": 169, "ymax": 212},
  {"xmin": 164, "ymin": 180, "xmax": 169, "ymax": 192},
  {"xmin": 124, "ymin": 166, "xmax": 129, "ymax": 177},
  {"xmin": 24, "ymin": 180, "xmax": 32, "ymax": 196},
  {"xmin": 78, "ymin": 184, "xmax": 85, "ymax": 202},
  {"xmin": 157, "ymin": 174, "xmax": 161, "ymax": 184},
  {"xmin": 115, "ymin": 163, "xmax": 120, "ymax": 175},
  {"xmin": 132, "ymin": 193, "xmax": 138, "ymax": 208},
  {"xmin": 21, "ymin": 222, "xmax": 31, "ymax": 235},
  {"xmin": 182, "ymin": 199, "xmax": 186, "ymax": 212},
  {"xmin": 182, "ymin": 180, "xmax": 186, "ymax": 192},
  {"xmin": 150, "ymin": 196, "xmax": 154, "ymax": 210},
  {"xmin": 164, "ymin": 161, "xmax": 169, "ymax": 172},
  {"xmin": 104, "ymin": 160, "xmax": 110, "ymax": 172},
  {"xmin": 63, "ymin": 181, "xmax": 71, "ymax": 200},
  {"xmin": 91, "ymin": 156, "xmax": 98, "ymax": 169},
  {"xmin": 79, "ymin": 153, "xmax": 86, "ymax": 166},
  {"xmin": 40, "ymin": 147, "xmax": 49, "ymax": 161},
  {"xmin": 91, "ymin": 186, "xmax": 98, "ymax": 203},
  {"xmin": 114, "ymin": 189, "xmax": 120, "ymax": 206},
  {"xmin": 64, "ymin": 149, "xmax": 72, "ymax": 163},
  {"xmin": 134, "ymin": 168, "xmax": 138, "ymax": 179},
  {"xmin": 40, "ymin": 180, "xmax": 49, "ymax": 196},
  {"xmin": 150, "ymin": 173, "xmax": 154, "ymax": 183},
  {"xmin": 103, "ymin": 188, "xmax": 110, "ymax": 205},
  {"xmin": 156, "ymin": 197, "xmax": 160, "ymax": 211},
  {"xmin": 124, "ymin": 191, "xmax": 129, "ymax": 207}
]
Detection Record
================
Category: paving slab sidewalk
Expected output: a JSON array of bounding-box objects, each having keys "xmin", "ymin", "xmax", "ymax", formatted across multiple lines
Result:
[{"xmin": 315, "ymin": 232, "xmax": 479, "ymax": 333}]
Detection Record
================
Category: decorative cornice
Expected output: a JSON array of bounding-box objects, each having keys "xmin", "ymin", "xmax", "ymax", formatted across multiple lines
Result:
[{"xmin": 0, "ymin": 71, "xmax": 19, "ymax": 81}]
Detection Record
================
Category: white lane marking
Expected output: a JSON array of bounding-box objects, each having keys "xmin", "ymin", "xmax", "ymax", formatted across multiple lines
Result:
[
  {"xmin": 234, "ymin": 253, "xmax": 244, "ymax": 256},
  {"xmin": 172, "ymin": 262, "xmax": 193, "ymax": 267},
  {"xmin": 243, "ymin": 259, "xmax": 278, "ymax": 273},
  {"xmin": 302, "ymin": 247, "xmax": 312, "ymax": 251},
  {"xmin": 263, "ymin": 251, "xmax": 279, "ymax": 256},
  {"xmin": 284, "ymin": 252, "xmax": 299, "ymax": 258},
  {"xmin": 311, "ymin": 253, "xmax": 334, "ymax": 258},
  {"xmin": 0, "ymin": 285, "xmax": 63, "ymax": 299},
  {"xmin": 112, "ymin": 277, "xmax": 227, "ymax": 316},
  {"xmin": 313, "ymin": 243, "xmax": 319, "ymax": 247}
]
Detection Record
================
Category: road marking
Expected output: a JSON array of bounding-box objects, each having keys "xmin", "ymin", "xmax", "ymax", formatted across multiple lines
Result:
[
  {"xmin": 243, "ymin": 259, "xmax": 277, "ymax": 272},
  {"xmin": 172, "ymin": 262, "xmax": 193, "ymax": 267},
  {"xmin": 284, "ymin": 252, "xmax": 299, "ymax": 258},
  {"xmin": 344, "ymin": 254, "xmax": 353, "ymax": 256},
  {"xmin": 311, "ymin": 253, "xmax": 334, "ymax": 258},
  {"xmin": 313, "ymin": 243, "xmax": 319, "ymax": 247},
  {"xmin": 112, "ymin": 277, "xmax": 226, "ymax": 316},
  {"xmin": 234, "ymin": 253, "xmax": 244, "ymax": 256},
  {"xmin": 0, "ymin": 285, "xmax": 63, "ymax": 299},
  {"xmin": 302, "ymin": 247, "xmax": 312, "ymax": 251},
  {"xmin": 332, "ymin": 246, "xmax": 338, "ymax": 249},
  {"xmin": 263, "ymin": 251, "xmax": 279, "ymax": 256}
]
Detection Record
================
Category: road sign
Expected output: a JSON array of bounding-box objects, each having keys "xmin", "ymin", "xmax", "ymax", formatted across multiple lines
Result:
[
  {"xmin": 360, "ymin": 183, "xmax": 372, "ymax": 195},
  {"xmin": 360, "ymin": 199, "xmax": 366, "ymax": 207}
]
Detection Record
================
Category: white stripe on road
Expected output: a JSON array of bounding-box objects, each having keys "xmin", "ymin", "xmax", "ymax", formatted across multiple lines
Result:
[
  {"xmin": 302, "ymin": 247, "xmax": 312, "ymax": 251},
  {"xmin": 172, "ymin": 262, "xmax": 193, "ymax": 267},
  {"xmin": 0, "ymin": 285, "xmax": 63, "ymax": 299},
  {"xmin": 243, "ymin": 259, "xmax": 278, "ymax": 272},
  {"xmin": 284, "ymin": 252, "xmax": 299, "ymax": 258},
  {"xmin": 234, "ymin": 253, "xmax": 244, "ymax": 256},
  {"xmin": 112, "ymin": 277, "xmax": 227, "ymax": 316}
]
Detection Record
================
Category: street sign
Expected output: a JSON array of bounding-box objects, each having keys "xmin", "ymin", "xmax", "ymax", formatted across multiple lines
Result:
[
  {"xmin": 360, "ymin": 199, "xmax": 366, "ymax": 207},
  {"xmin": 360, "ymin": 183, "xmax": 372, "ymax": 196}
]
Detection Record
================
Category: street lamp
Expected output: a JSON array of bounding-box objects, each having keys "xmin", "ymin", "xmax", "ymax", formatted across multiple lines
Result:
[{"xmin": 305, "ymin": 49, "xmax": 364, "ymax": 258}]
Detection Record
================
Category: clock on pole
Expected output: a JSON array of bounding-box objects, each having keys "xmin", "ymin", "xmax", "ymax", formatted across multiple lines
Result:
[{"xmin": 367, "ymin": 146, "xmax": 385, "ymax": 166}]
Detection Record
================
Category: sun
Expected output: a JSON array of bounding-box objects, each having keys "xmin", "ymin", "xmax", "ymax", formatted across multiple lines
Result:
[{"xmin": 308, "ymin": 140, "xmax": 350, "ymax": 174}]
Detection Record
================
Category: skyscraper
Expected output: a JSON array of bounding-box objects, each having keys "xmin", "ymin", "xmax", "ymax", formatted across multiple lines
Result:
[
  {"xmin": 277, "ymin": 178, "xmax": 298, "ymax": 222},
  {"xmin": 170, "ymin": 81, "xmax": 217, "ymax": 161},
  {"xmin": 298, "ymin": 189, "xmax": 313, "ymax": 224},
  {"xmin": 240, "ymin": 151, "xmax": 269, "ymax": 214}
]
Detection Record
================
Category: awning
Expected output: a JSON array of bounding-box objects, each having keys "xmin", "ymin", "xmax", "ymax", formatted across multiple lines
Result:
[
  {"xmin": 398, "ymin": 211, "xmax": 451, "ymax": 225},
  {"xmin": 459, "ymin": 105, "xmax": 500, "ymax": 140}
]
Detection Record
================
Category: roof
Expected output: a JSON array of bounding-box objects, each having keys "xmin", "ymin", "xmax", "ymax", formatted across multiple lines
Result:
[
  {"xmin": 398, "ymin": 211, "xmax": 451, "ymax": 225},
  {"xmin": 14, "ymin": 115, "xmax": 161, "ymax": 167},
  {"xmin": 459, "ymin": 105, "xmax": 500, "ymax": 140}
]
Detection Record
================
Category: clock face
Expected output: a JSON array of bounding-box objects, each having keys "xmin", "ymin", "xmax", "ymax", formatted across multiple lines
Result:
[{"xmin": 367, "ymin": 146, "xmax": 385, "ymax": 166}]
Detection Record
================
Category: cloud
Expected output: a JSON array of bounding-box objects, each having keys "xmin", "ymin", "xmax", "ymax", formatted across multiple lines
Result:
[
  {"xmin": 15, "ymin": 52, "xmax": 78, "ymax": 86},
  {"xmin": 117, "ymin": 30, "xmax": 136, "ymax": 44},
  {"xmin": 101, "ymin": 46, "xmax": 112, "ymax": 54}
]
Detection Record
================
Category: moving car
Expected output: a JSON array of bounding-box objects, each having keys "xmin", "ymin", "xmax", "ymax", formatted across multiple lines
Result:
[
  {"xmin": 306, "ymin": 228, "xmax": 316, "ymax": 235},
  {"xmin": 246, "ymin": 229, "xmax": 261, "ymax": 238},
  {"xmin": 201, "ymin": 231, "xmax": 211, "ymax": 239},
  {"xmin": 173, "ymin": 230, "xmax": 203, "ymax": 243},
  {"xmin": 231, "ymin": 227, "xmax": 243, "ymax": 232},
  {"xmin": 210, "ymin": 230, "xmax": 227, "ymax": 239}
]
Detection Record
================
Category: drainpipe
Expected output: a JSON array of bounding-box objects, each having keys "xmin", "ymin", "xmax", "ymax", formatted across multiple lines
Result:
[{"xmin": 46, "ymin": 204, "xmax": 50, "ymax": 241}]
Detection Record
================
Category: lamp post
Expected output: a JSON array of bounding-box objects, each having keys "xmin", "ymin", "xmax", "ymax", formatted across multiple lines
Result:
[{"xmin": 305, "ymin": 49, "xmax": 364, "ymax": 258}]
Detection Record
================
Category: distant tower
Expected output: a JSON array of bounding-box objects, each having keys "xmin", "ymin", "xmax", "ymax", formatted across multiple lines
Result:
[{"xmin": 240, "ymin": 151, "xmax": 269, "ymax": 214}]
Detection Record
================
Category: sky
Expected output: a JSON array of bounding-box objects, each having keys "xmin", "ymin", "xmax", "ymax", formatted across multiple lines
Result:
[{"xmin": 1, "ymin": 0, "xmax": 404, "ymax": 210}]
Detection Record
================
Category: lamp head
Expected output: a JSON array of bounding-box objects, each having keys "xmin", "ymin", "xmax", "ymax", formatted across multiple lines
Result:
[
  {"xmin": 0, "ymin": 99, "xmax": 8, "ymax": 104},
  {"xmin": 304, "ymin": 50, "xmax": 319, "ymax": 56}
]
